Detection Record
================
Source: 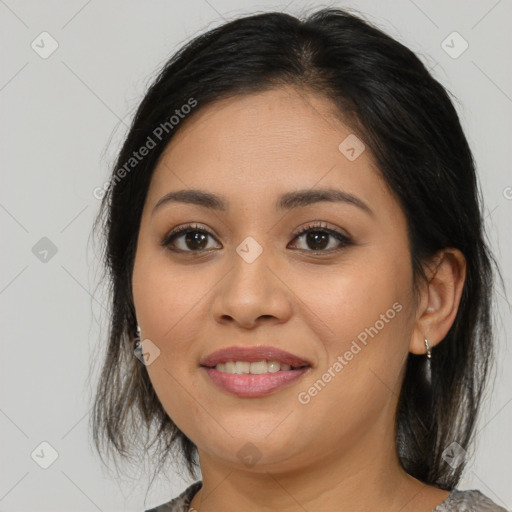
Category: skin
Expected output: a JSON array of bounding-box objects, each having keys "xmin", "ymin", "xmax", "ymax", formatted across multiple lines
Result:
[{"xmin": 132, "ymin": 86, "xmax": 466, "ymax": 512}]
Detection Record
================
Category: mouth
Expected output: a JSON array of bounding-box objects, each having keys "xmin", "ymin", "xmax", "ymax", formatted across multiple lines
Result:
[{"xmin": 199, "ymin": 345, "xmax": 312, "ymax": 397}]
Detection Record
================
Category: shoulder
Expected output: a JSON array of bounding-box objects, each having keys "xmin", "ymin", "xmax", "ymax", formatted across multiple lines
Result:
[
  {"xmin": 432, "ymin": 488, "xmax": 509, "ymax": 512},
  {"xmin": 144, "ymin": 481, "xmax": 203, "ymax": 512}
]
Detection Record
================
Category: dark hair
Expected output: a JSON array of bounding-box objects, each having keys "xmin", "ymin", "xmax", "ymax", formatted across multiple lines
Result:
[{"xmin": 91, "ymin": 6, "xmax": 501, "ymax": 490}]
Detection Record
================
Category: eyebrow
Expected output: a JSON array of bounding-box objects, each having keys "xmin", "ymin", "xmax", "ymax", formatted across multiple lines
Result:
[{"xmin": 152, "ymin": 188, "xmax": 373, "ymax": 216}]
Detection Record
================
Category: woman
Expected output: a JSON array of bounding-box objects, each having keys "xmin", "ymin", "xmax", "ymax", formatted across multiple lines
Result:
[{"xmin": 91, "ymin": 7, "xmax": 509, "ymax": 512}]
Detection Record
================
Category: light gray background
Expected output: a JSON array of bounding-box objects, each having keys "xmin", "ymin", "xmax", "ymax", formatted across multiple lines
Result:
[{"xmin": 1, "ymin": 1, "xmax": 511, "ymax": 511}]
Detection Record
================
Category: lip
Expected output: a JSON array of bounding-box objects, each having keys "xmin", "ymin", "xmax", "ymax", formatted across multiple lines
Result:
[
  {"xmin": 199, "ymin": 345, "xmax": 312, "ymax": 368},
  {"xmin": 201, "ymin": 366, "xmax": 311, "ymax": 397}
]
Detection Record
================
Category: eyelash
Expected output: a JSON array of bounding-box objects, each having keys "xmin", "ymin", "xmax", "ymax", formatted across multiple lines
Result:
[{"xmin": 161, "ymin": 221, "xmax": 352, "ymax": 254}]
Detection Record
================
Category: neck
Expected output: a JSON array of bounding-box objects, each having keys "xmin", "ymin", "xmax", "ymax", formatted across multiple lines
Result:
[{"xmin": 188, "ymin": 421, "xmax": 448, "ymax": 512}]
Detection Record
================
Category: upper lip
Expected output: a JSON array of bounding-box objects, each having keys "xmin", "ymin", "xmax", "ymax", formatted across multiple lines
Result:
[{"xmin": 199, "ymin": 346, "xmax": 312, "ymax": 368}]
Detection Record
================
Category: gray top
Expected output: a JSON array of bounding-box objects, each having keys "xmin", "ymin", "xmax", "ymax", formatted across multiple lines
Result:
[{"xmin": 145, "ymin": 481, "xmax": 510, "ymax": 511}]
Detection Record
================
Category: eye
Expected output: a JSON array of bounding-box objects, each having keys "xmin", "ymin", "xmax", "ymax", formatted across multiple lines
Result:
[
  {"xmin": 161, "ymin": 221, "xmax": 352, "ymax": 253},
  {"xmin": 288, "ymin": 221, "xmax": 352, "ymax": 252},
  {"xmin": 161, "ymin": 223, "xmax": 219, "ymax": 253}
]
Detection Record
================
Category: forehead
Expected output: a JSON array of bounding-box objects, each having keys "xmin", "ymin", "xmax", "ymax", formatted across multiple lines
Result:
[{"xmin": 146, "ymin": 86, "xmax": 389, "ymax": 214}]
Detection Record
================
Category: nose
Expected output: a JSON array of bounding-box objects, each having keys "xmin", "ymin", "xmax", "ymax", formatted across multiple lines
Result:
[{"xmin": 211, "ymin": 243, "xmax": 293, "ymax": 329}]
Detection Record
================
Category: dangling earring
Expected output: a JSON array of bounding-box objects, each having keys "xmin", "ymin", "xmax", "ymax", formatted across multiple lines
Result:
[
  {"xmin": 415, "ymin": 337, "xmax": 434, "ymax": 423},
  {"xmin": 134, "ymin": 325, "xmax": 142, "ymax": 358},
  {"xmin": 423, "ymin": 337, "xmax": 432, "ymax": 385}
]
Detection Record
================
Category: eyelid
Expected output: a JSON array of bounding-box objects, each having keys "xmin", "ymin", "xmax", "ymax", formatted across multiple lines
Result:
[
  {"xmin": 165, "ymin": 222, "xmax": 213, "ymax": 238},
  {"xmin": 291, "ymin": 220, "xmax": 350, "ymax": 239}
]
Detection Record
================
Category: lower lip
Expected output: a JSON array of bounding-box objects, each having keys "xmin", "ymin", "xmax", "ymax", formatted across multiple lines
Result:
[{"xmin": 201, "ymin": 366, "xmax": 311, "ymax": 397}]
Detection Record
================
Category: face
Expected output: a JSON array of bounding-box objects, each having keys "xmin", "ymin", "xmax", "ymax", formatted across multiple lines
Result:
[{"xmin": 132, "ymin": 86, "xmax": 418, "ymax": 474}]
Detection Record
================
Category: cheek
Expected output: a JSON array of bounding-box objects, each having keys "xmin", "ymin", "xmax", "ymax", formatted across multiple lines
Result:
[
  {"xmin": 297, "ymin": 251, "xmax": 408, "ymax": 339},
  {"xmin": 292, "ymin": 272, "xmax": 411, "ymax": 434},
  {"xmin": 132, "ymin": 244, "xmax": 209, "ymax": 349},
  {"xmin": 132, "ymin": 247, "xmax": 216, "ymax": 431},
  {"xmin": 293, "ymin": 249, "xmax": 412, "ymax": 395}
]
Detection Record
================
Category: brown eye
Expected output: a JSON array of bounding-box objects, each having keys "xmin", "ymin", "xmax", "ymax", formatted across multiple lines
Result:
[
  {"xmin": 289, "ymin": 222, "xmax": 352, "ymax": 252},
  {"xmin": 161, "ymin": 224, "xmax": 219, "ymax": 253}
]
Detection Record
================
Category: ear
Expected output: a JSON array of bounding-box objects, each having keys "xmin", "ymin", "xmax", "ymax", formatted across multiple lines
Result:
[{"xmin": 409, "ymin": 248, "xmax": 467, "ymax": 355}]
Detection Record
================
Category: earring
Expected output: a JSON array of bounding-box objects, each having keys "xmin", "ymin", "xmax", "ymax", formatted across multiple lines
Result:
[
  {"xmin": 424, "ymin": 337, "xmax": 432, "ymax": 359},
  {"xmin": 134, "ymin": 325, "xmax": 142, "ymax": 360},
  {"xmin": 423, "ymin": 337, "xmax": 432, "ymax": 385}
]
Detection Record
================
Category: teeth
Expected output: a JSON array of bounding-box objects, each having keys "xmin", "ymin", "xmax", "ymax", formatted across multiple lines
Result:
[{"xmin": 214, "ymin": 360, "xmax": 293, "ymax": 374}]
